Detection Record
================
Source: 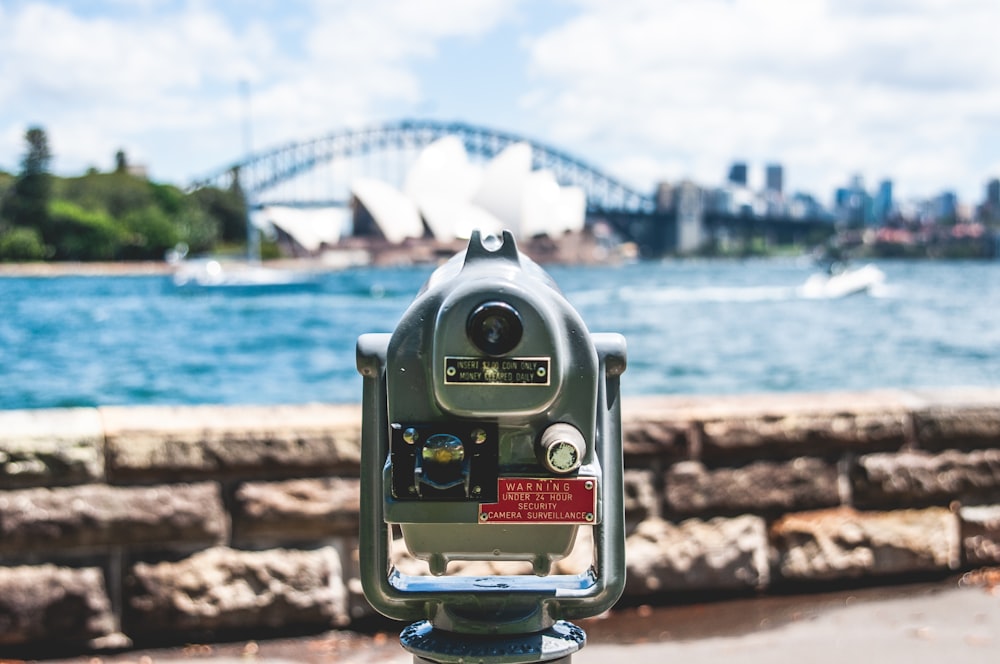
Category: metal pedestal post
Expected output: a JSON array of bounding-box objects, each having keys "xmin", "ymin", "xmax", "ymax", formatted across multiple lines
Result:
[
  {"xmin": 412, "ymin": 657, "xmax": 574, "ymax": 664},
  {"xmin": 413, "ymin": 657, "xmax": 574, "ymax": 664},
  {"xmin": 401, "ymin": 620, "xmax": 586, "ymax": 664}
]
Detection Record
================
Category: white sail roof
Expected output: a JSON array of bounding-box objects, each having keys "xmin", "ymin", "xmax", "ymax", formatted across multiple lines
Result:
[
  {"xmin": 349, "ymin": 137, "xmax": 584, "ymax": 243},
  {"xmin": 259, "ymin": 205, "xmax": 347, "ymax": 252},
  {"xmin": 530, "ymin": 179, "xmax": 586, "ymax": 237},
  {"xmin": 419, "ymin": 194, "xmax": 504, "ymax": 241},
  {"xmin": 472, "ymin": 142, "xmax": 533, "ymax": 235},
  {"xmin": 351, "ymin": 177, "xmax": 424, "ymax": 243},
  {"xmin": 405, "ymin": 137, "xmax": 482, "ymax": 206}
]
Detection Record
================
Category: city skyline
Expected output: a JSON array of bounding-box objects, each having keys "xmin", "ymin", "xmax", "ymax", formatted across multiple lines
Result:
[
  {"xmin": 710, "ymin": 158, "xmax": 991, "ymax": 220},
  {"xmin": 2, "ymin": 1, "xmax": 1000, "ymax": 205}
]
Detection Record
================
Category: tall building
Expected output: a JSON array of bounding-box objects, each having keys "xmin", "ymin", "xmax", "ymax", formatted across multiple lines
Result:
[
  {"xmin": 987, "ymin": 178, "xmax": 1000, "ymax": 208},
  {"xmin": 934, "ymin": 191, "xmax": 958, "ymax": 221},
  {"xmin": 675, "ymin": 180, "xmax": 705, "ymax": 254},
  {"xmin": 654, "ymin": 181, "xmax": 674, "ymax": 212},
  {"xmin": 834, "ymin": 187, "xmax": 850, "ymax": 209},
  {"xmin": 873, "ymin": 179, "xmax": 893, "ymax": 225},
  {"xmin": 983, "ymin": 178, "xmax": 1000, "ymax": 222},
  {"xmin": 765, "ymin": 164, "xmax": 783, "ymax": 194},
  {"xmin": 835, "ymin": 175, "xmax": 873, "ymax": 226},
  {"xmin": 727, "ymin": 162, "xmax": 748, "ymax": 187}
]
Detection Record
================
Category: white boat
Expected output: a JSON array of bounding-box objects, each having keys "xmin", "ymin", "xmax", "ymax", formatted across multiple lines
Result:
[
  {"xmin": 798, "ymin": 264, "xmax": 886, "ymax": 299},
  {"xmin": 171, "ymin": 258, "xmax": 321, "ymax": 294}
]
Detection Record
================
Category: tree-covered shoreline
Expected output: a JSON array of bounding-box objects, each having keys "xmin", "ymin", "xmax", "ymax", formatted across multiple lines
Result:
[{"xmin": 0, "ymin": 126, "xmax": 246, "ymax": 262}]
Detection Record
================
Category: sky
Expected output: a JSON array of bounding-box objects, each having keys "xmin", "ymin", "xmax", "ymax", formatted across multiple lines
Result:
[{"xmin": 2, "ymin": 0, "xmax": 999, "ymax": 207}]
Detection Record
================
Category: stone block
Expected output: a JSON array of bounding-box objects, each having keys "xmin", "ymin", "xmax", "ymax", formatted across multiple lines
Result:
[
  {"xmin": 124, "ymin": 546, "xmax": 348, "ymax": 634},
  {"xmin": 665, "ymin": 457, "xmax": 840, "ymax": 517},
  {"xmin": 700, "ymin": 408, "xmax": 908, "ymax": 461},
  {"xmin": 0, "ymin": 564, "xmax": 114, "ymax": 646},
  {"xmin": 0, "ymin": 482, "xmax": 226, "ymax": 554},
  {"xmin": 770, "ymin": 507, "xmax": 960, "ymax": 581},
  {"xmin": 101, "ymin": 403, "xmax": 362, "ymax": 481},
  {"xmin": 960, "ymin": 504, "xmax": 1000, "ymax": 567},
  {"xmin": 233, "ymin": 477, "xmax": 360, "ymax": 543},
  {"xmin": 913, "ymin": 405, "xmax": 1000, "ymax": 451},
  {"xmin": 624, "ymin": 515, "xmax": 769, "ymax": 595},
  {"xmin": 853, "ymin": 450, "xmax": 1000, "ymax": 508},
  {"xmin": 638, "ymin": 391, "xmax": 914, "ymax": 462},
  {"xmin": 623, "ymin": 468, "xmax": 660, "ymax": 528},
  {"xmin": 0, "ymin": 408, "xmax": 104, "ymax": 488},
  {"xmin": 621, "ymin": 400, "xmax": 691, "ymax": 459}
]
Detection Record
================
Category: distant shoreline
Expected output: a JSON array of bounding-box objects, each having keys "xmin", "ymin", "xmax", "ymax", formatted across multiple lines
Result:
[
  {"xmin": 0, "ymin": 234, "xmax": 635, "ymax": 277},
  {"xmin": 0, "ymin": 257, "xmax": 370, "ymax": 278},
  {"xmin": 2, "ymin": 240, "xmax": 993, "ymax": 278},
  {"xmin": 0, "ymin": 260, "xmax": 177, "ymax": 277}
]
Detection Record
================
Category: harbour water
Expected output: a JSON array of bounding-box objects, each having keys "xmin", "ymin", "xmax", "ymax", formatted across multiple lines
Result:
[{"xmin": 2, "ymin": 257, "xmax": 999, "ymax": 410}]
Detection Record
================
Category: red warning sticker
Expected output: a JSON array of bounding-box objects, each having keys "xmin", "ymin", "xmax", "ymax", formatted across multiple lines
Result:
[{"xmin": 478, "ymin": 477, "xmax": 597, "ymax": 524}]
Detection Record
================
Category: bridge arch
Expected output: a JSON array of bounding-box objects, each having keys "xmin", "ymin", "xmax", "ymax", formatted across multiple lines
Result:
[{"xmin": 188, "ymin": 119, "xmax": 655, "ymax": 214}]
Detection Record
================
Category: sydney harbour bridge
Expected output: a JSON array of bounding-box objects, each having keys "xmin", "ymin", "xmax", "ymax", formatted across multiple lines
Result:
[{"xmin": 189, "ymin": 119, "xmax": 830, "ymax": 257}]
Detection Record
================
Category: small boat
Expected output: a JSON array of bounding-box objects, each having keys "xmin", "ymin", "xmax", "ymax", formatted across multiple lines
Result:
[
  {"xmin": 171, "ymin": 258, "xmax": 321, "ymax": 294},
  {"xmin": 798, "ymin": 264, "xmax": 886, "ymax": 299},
  {"xmin": 166, "ymin": 240, "xmax": 322, "ymax": 294}
]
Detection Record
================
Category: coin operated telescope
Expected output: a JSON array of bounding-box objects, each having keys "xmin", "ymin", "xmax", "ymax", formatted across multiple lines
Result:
[{"xmin": 357, "ymin": 230, "xmax": 626, "ymax": 664}]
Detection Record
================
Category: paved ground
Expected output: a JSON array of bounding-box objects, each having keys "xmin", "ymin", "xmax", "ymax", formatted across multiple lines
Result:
[
  {"xmin": 578, "ymin": 583, "xmax": 1000, "ymax": 664},
  {"xmin": 32, "ymin": 576, "xmax": 1000, "ymax": 663}
]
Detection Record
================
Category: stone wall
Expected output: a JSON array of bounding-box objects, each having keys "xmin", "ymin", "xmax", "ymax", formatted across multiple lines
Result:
[{"xmin": 2, "ymin": 389, "xmax": 1000, "ymax": 652}]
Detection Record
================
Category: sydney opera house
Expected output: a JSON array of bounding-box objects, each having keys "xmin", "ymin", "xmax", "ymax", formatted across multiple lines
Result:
[{"xmin": 257, "ymin": 136, "xmax": 593, "ymax": 263}]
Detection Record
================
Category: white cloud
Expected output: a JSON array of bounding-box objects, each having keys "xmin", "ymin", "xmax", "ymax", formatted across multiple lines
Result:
[
  {"xmin": 0, "ymin": 0, "xmax": 516, "ymax": 182},
  {"xmin": 524, "ymin": 0, "xmax": 1000, "ymax": 201},
  {"xmin": 2, "ymin": 0, "xmax": 997, "ymax": 205},
  {"xmin": 0, "ymin": 2, "xmax": 269, "ymax": 175}
]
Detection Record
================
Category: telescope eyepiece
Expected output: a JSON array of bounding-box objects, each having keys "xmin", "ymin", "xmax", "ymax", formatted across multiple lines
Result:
[{"xmin": 467, "ymin": 301, "xmax": 523, "ymax": 356}]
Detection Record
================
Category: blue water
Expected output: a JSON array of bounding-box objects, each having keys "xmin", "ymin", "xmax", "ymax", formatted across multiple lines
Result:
[{"xmin": 2, "ymin": 259, "xmax": 999, "ymax": 410}]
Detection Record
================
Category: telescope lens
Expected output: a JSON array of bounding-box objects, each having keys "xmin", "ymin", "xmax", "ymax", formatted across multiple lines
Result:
[
  {"xmin": 420, "ymin": 433, "xmax": 467, "ymax": 491},
  {"xmin": 467, "ymin": 301, "xmax": 523, "ymax": 356},
  {"xmin": 422, "ymin": 434, "xmax": 465, "ymax": 465}
]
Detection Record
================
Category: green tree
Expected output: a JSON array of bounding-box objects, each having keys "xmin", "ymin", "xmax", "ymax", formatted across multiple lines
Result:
[
  {"xmin": 0, "ymin": 171, "xmax": 14, "ymax": 199},
  {"xmin": 57, "ymin": 171, "xmax": 154, "ymax": 219},
  {"xmin": 1, "ymin": 126, "xmax": 53, "ymax": 230},
  {"xmin": 120, "ymin": 205, "xmax": 179, "ymax": 259},
  {"xmin": 0, "ymin": 226, "xmax": 49, "ymax": 261},
  {"xmin": 114, "ymin": 149, "xmax": 128, "ymax": 174},
  {"xmin": 0, "ymin": 132, "xmax": 252, "ymax": 261},
  {"xmin": 149, "ymin": 182, "xmax": 185, "ymax": 216},
  {"xmin": 190, "ymin": 185, "xmax": 247, "ymax": 243},
  {"xmin": 174, "ymin": 202, "xmax": 220, "ymax": 253},
  {"xmin": 46, "ymin": 200, "xmax": 125, "ymax": 260}
]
